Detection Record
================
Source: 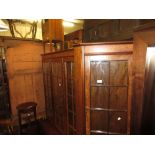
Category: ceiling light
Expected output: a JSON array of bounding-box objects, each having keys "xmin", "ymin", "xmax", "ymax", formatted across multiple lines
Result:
[
  {"xmin": 63, "ymin": 21, "xmax": 74, "ymax": 27},
  {"xmin": 63, "ymin": 19, "xmax": 83, "ymax": 24}
]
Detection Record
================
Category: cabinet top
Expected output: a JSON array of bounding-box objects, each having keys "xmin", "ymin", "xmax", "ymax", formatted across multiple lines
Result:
[{"xmin": 73, "ymin": 41, "xmax": 133, "ymax": 47}]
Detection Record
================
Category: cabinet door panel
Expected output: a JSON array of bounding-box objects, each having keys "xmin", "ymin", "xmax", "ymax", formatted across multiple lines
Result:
[
  {"xmin": 109, "ymin": 111, "xmax": 127, "ymax": 134},
  {"xmin": 90, "ymin": 61, "xmax": 109, "ymax": 85},
  {"xmin": 90, "ymin": 110, "xmax": 108, "ymax": 132},
  {"xmin": 110, "ymin": 61, "xmax": 128, "ymax": 85},
  {"xmin": 43, "ymin": 61, "xmax": 53, "ymax": 121},
  {"xmin": 91, "ymin": 87, "xmax": 108, "ymax": 108},
  {"xmin": 109, "ymin": 87, "xmax": 127, "ymax": 110},
  {"xmin": 85, "ymin": 55, "xmax": 131, "ymax": 135},
  {"xmin": 52, "ymin": 62, "xmax": 62, "ymax": 77},
  {"xmin": 51, "ymin": 60, "xmax": 66, "ymax": 133}
]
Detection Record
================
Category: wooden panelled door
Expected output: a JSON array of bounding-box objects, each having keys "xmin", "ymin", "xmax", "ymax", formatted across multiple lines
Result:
[
  {"xmin": 51, "ymin": 58, "xmax": 67, "ymax": 134},
  {"xmin": 85, "ymin": 55, "xmax": 132, "ymax": 135}
]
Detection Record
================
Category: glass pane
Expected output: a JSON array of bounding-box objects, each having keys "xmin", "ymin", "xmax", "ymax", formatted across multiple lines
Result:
[
  {"xmin": 69, "ymin": 127, "xmax": 74, "ymax": 135},
  {"xmin": 109, "ymin": 111, "xmax": 127, "ymax": 134},
  {"xmin": 66, "ymin": 62, "xmax": 72, "ymax": 79},
  {"xmin": 90, "ymin": 110, "xmax": 108, "ymax": 131},
  {"xmin": 109, "ymin": 87, "xmax": 127, "ymax": 110},
  {"xmin": 65, "ymin": 61, "xmax": 76, "ymax": 133},
  {"xmin": 68, "ymin": 95, "xmax": 73, "ymax": 111},
  {"xmin": 52, "ymin": 62, "xmax": 62, "ymax": 77},
  {"xmin": 68, "ymin": 112, "xmax": 73, "ymax": 126},
  {"xmin": 71, "ymin": 63, "xmax": 74, "ymax": 78},
  {"xmin": 67, "ymin": 80, "xmax": 73, "ymax": 96},
  {"xmin": 91, "ymin": 87, "xmax": 109, "ymax": 108},
  {"xmin": 74, "ymin": 114, "xmax": 76, "ymax": 129},
  {"xmin": 110, "ymin": 61, "xmax": 128, "ymax": 85},
  {"xmin": 90, "ymin": 61, "xmax": 109, "ymax": 85}
]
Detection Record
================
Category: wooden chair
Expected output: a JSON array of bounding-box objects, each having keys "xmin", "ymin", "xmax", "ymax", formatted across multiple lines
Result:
[{"xmin": 16, "ymin": 102, "xmax": 37, "ymax": 134}]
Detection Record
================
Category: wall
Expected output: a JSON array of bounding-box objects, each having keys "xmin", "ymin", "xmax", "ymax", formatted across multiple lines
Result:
[
  {"xmin": 6, "ymin": 41, "xmax": 45, "ymax": 121},
  {"xmin": 83, "ymin": 19, "xmax": 155, "ymax": 42}
]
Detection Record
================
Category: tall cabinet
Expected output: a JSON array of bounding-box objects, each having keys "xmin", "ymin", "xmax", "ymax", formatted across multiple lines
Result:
[
  {"xmin": 42, "ymin": 41, "xmax": 133, "ymax": 135},
  {"xmin": 42, "ymin": 49, "xmax": 81, "ymax": 134}
]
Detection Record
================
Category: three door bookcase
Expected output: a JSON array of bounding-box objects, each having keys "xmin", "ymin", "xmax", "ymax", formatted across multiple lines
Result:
[{"xmin": 42, "ymin": 41, "xmax": 133, "ymax": 135}]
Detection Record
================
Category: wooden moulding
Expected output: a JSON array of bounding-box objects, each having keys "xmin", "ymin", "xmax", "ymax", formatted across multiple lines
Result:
[
  {"xmin": 74, "ymin": 46, "xmax": 85, "ymax": 134},
  {"xmin": 132, "ymin": 28, "xmax": 155, "ymax": 134}
]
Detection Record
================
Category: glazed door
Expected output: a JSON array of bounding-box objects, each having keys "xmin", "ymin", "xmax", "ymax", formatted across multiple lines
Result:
[
  {"xmin": 64, "ymin": 57, "xmax": 77, "ymax": 134},
  {"xmin": 43, "ymin": 59, "xmax": 53, "ymax": 122},
  {"xmin": 85, "ymin": 55, "xmax": 132, "ymax": 135},
  {"xmin": 51, "ymin": 58, "xmax": 66, "ymax": 134}
]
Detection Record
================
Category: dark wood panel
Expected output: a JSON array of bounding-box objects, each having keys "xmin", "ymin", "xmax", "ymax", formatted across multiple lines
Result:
[
  {"xmin": 51, "ymin": 59, "xmax": 66, "ymax": 133},
  {"xmin": 84, "ymin": 19, "xmax": 155, "ymax": 42},
  {"xmin": 109, "ymin": 111, "xmax": 127, "ymax": 134},
  {"xmin": 91, "ymin": 87, "xmax": 109, "ymax": 108},
  {"xmin": 119, "ymin": 20, "xmax": 139, "ymax": 32},
  {"xmin": 90, "ymin": 61, "xmax": 109, "ymax": 85},
  {"xmin": 90, "ymin": 110, "xmax": 108, "ymax": 131},
  {"xmin": 109, "ymin": 87, "xmax": 128, "ymax": 110},
  {"xmin": 110, "ymin": 61, "xmax": 128, "ymax": 85},
  {"xmin": 52, "ymin": 61, "xmax": 62, "ymax": 77}
]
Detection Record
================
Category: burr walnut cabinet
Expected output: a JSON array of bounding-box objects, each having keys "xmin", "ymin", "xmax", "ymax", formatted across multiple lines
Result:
[{"xmin": 42, "ymin": 41, "xmax": 133, "ymax": 134}]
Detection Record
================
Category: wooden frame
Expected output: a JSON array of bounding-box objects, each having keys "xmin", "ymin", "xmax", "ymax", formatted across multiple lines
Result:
[
  {"xmin": 85, "ymin": 54, "xmax": 132, "ymax": 134},
  {"xmin": 132, "ymin": 28, "xmax": 155, "ymax": 134}
]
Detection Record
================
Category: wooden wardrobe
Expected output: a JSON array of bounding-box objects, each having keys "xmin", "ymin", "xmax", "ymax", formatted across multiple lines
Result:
[{"xmin": 42, "ymin": 41, "xmax": 133, "ymax": 135}]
